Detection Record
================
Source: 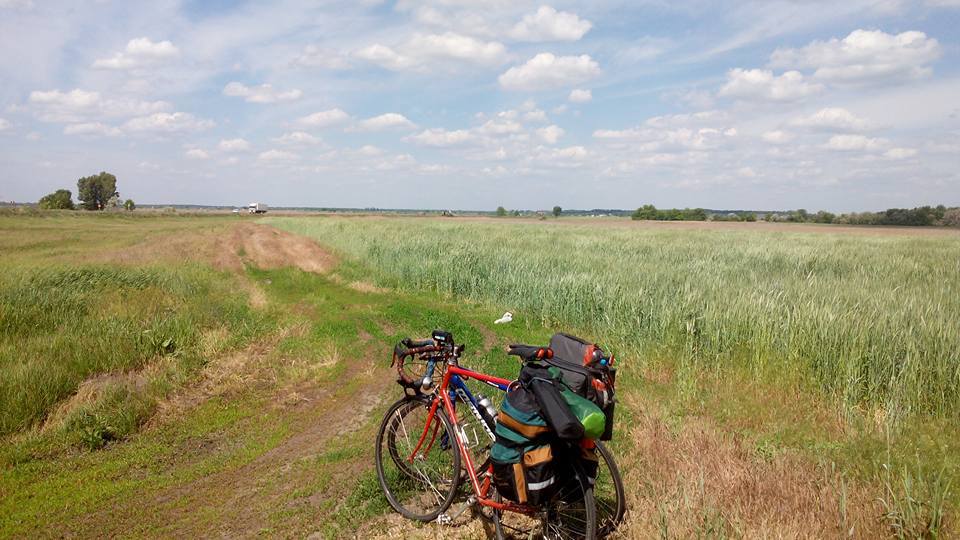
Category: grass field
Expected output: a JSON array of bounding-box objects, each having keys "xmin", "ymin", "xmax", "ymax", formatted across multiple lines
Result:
[
  {"xmin": 266, "ymin": 216, "xmax": 960, "ymax": 419},
  {"xmin": 2, "ymin": 212, "xmax": 957, "ymax": 538}
]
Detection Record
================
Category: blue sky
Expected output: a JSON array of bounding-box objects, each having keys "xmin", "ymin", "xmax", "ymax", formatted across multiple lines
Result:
[{"xmin": 1, "ymin": 0, "xmax": 958, "ymax": 211}]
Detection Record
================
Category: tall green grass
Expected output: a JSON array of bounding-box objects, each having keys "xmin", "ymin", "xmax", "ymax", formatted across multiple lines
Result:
[
  {"xmin": 266, "ymin": 217, "xmax": 960, "ymax": 419},
  {"xmin": 0, "ymin": 215, "xmax": 265, "ymax": 445},
  {"xmin": 0, "ymin": 265, "xmax": 257, "ymax": 437}
]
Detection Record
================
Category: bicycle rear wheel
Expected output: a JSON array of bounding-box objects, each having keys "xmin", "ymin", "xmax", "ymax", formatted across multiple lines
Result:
[
  {"xmin": 541, "ymin": 453, "xmax": 597, "ymax": 540},
  {"xmin": 594, "ymin": 440, "xmax": 625, "ymax": 537},
  {"xmin": 494, "ymin": 447, "xmax": 597, "ymax": 540},
  {"xmin": 375, "ymin": 397, "xmax": 461, "ymax": 522}
]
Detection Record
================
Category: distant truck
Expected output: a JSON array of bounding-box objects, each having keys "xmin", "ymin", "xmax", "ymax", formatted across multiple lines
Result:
[{"xmin": 248, "ymin": 202, "xmax": 269, "ymax": 214}]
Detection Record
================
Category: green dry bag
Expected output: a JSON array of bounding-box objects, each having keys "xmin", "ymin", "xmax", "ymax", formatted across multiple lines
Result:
[{"xmin": 560, "ymin": 385, "xmax": 605, "ymax": 439}]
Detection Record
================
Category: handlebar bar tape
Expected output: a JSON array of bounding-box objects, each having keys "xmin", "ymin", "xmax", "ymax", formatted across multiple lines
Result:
[{"xmin": 507, "ymin": 344, "xmax": 554, "ymax": 362}]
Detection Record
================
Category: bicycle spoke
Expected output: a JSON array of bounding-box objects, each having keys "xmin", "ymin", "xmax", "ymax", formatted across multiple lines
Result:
[{"xmin": 376, "ymin": 398, "xmax": 461, "ymax": 522}]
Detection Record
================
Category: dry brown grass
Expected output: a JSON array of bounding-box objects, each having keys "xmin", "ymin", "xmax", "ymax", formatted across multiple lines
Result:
[{"xmin": 617, "ymin": 391, "xmax": 885, "ymax": 539}]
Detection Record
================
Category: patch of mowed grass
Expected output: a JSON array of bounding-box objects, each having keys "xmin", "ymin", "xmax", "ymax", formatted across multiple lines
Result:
[
  {"xmin": 266, "ymin": 217, "xmax": 960, "ymax": 420},
  {"xmin": 0, "ymin": 215, "xmax": 268, "ymax": 450}
]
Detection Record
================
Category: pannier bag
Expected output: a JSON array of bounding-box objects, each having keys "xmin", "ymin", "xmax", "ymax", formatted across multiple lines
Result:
[
  {"xmin": 490, "ymin": 383, "xmax": 557, "ymax": 506},
  {"xmin": 519, "ymin": 364, "xmax": 584, "ymax": 440},
  {"xmin": 520, "ymin": 364, "xmax": 605, "ymax": 440},
  {"xmin": 548, "ymin": 333, "xmax": 617, "ymax": 440}
]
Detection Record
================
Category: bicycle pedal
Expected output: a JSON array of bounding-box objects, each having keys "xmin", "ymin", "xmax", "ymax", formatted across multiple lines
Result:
[{"xmin": 438, "ymin": 497, "xmax": 475, "ymax": 525}]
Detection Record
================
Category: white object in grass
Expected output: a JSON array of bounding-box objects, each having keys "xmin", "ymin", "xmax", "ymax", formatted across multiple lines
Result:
[{"xmin": 494, "ymin": 312, "xmax": 513, "ymax": 324}]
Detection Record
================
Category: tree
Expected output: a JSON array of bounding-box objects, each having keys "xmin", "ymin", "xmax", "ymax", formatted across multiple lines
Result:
[
  {"xmin": 552, "ymin": 206, "xmax": 562, "ymax": 217},
  {"xmin": 631, "ymin": 204, "xmax": 658, "ymax": 220},
  {"xmin": 77, "ymin": 172, "xmax": 118, "ymax": 211},
  {"xmin": 943, "ymin": 208, "xmax": 960, "ymax": 228},
  {"xmin": 495, "ymin": 206, "xmax": 507, "ymax": 217},
  {"xmin": 813, "ymin": 211, "xmax": 835, "ymax": 224},
  {"xmin": 124, "ymin": 199, "xmax": 136, "ymax": 211},
  {"xmin": 38, "ymin": 189, "xmax": 75, "ymax": 210}
]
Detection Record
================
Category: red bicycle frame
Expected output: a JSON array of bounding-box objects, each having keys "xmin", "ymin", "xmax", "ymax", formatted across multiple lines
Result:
[{"xmin": 407, "ymin": 364, "xmax": 536, "ymax": 514}]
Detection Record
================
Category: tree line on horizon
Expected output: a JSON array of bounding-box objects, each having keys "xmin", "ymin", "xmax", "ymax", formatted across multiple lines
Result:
[
  {"xmin": 38, "ymin": 172, "xmax": 135, "ymax": 211},
  {"xmin": 628, "ymin": 204, "xmax": 960, "ymax": 227}
]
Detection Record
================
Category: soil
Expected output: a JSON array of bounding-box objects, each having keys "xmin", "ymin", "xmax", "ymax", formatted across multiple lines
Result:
[{"xmin": 98, "ymin": 222, "xmax": 337, "ymax": 275}]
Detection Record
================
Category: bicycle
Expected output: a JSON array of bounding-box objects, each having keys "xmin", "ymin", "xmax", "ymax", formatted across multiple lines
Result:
[{"xmin": 375, "ymin": 330, "xmax": 625, "ymax": 539}]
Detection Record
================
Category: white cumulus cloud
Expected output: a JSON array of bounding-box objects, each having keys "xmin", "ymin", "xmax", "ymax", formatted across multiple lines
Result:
[
  {"xmin": 293, "ymin": 45, "xmax": 350, "ymax": 69},
  {"xmin": 219, "ymin": 138, "xmax": 251, "ymax": 152},
  {"xmin": 824, "ymin": 134, "xmax": 889, "ymax": 151},
  {"xmin": 792, "ymin": 107, "xmax": 874, "ymax": 132},
  {"xmin": 124, "ymin": 112, "xmax": 214, "ymax": 133},
  {"xmin": 185, "ymin": 149, "xmax": 209, "ymax": 160},
  {"xmin": 568, "ymin": 89, "xmax": 592, "ymax": 103},
  {"xmin": 499, "ymin": 53, "xmax": 601, "ymax": 91},
  {"xmin": 28, "ymin": 89, "xmax": 172, "ymax": 123},
  {"xmin": 258, "ymin": 149, "xmax": 299, "ymax": 162},
  {"xmin": 719, "ymin": 69, "xmax": 823, "ymax": 102},
  {"xmin": 354, "ymin": 44, "xmax": 416, "ymax": 71},
  {"xmin": 355, "ymin": 32, "xmax": 507, "ymax": 71},
  {"xmin": 63, "ymin": 122, "xmax": 122, "ymax": 137},
  {"xmin": 406, "ymin": 32, "xmax": 507, "ymax": 64},
  {"xmin": 93, "ymin": 37, "xmax": 179, "ymax": 70},
  {"xmin": 761, "ymin": 130, "xmax": 794, "ymax": 144},
  {"xmin": 406, "ymin": 128, "xmax": 475, "ymax": 147},
  {"xmin": 538, "ymin": 145, "xmax": 589, "ymax": 163},
  {"xmin": 770, "ymin": 29, "xmax": 942, "ymax": 84},
  {"xmin": 223, "ymin": 82, "xmax": 303, "ymax": 104},
  {"xmin": 536, "ymin": 125, "xmax": 565, "ymax": 144},
  {"xmin": 478, "ymin": 117, "xmax": 523, "ymax": 136},
  {"xmin": 355, "ymin": 113, "xmax": 417, "ymax": 131},
  {"xmin": 273, "ymin": 131, "xmax": 321, "ymax": 145},
  {"xmin": 884, "ymin": 147, "xmax": 918, "ymax": 160},
  {"xmin": 509, "ymin": 6, "xmax": 592, "ymax": 42},
  {"xmin": 297, "ymin": 109, "xmax": 350, "ymax": 128}
]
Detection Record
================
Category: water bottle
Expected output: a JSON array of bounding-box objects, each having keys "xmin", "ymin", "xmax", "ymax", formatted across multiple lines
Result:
[{"xmin": 477, "ymin": 394, "xmax": 497, "ymax": 421}]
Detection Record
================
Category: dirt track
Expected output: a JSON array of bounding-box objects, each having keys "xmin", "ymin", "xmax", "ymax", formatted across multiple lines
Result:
[{"xmin": 101, "ymin": 222, "xmax": 337, "ymax": 273}]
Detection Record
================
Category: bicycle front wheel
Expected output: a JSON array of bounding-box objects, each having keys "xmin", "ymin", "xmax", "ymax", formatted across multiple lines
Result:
[{"xmin": 375, "ymin": 397, "xmax": 462, "ymax": 522}]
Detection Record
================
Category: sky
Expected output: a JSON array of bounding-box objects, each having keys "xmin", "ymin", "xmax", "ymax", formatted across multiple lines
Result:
[{"xmin": 1, "ymin": 0, "xmax": 958, "ymax": 212}]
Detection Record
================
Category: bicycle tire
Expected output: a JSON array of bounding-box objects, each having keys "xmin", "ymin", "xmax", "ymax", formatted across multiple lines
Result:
[
  {"xmin": 384, "ymin": 399, "xmax": 425, "ymax": 481},
  {"xmin": 375, "ymin": 397, "xmax": 462, "ymax": 522},
  {"xmin": 541, "ymin": 452, "xmax": 597, "ymax": 540},
  {"xmin": 594, "ymin": 440, "xmax": 626, "ymax": 537}
]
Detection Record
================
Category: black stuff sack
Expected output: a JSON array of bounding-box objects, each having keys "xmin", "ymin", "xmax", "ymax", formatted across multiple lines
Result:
[{"xmin": 519, "ymin": 364, "xmax": 584, "ymax": 440}]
